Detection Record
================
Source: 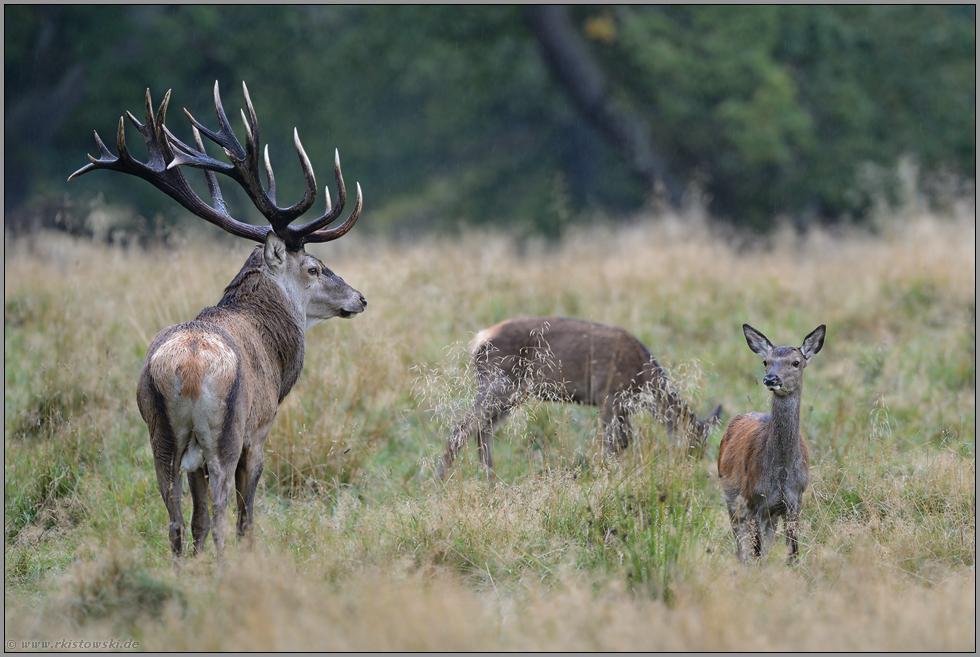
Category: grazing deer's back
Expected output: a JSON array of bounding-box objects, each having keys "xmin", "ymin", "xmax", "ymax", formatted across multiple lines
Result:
[{"xmin": 472, "ymin": 316, "xmax": 651, "ymax": 402}]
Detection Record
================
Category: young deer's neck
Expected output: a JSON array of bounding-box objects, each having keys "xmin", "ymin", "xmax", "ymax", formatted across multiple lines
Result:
[{"xmin": 764, "ymin": 386, "xmax": 802, "ymax": 464}]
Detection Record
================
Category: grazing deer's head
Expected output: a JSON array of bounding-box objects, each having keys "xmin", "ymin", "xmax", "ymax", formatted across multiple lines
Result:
[
  {"xmin": 69, "ymin": 81, "xmax": 367, "ymax": 327},
  {"xmin": 742, "ymin": 324, "xmax": 825, "ymax": 396}
]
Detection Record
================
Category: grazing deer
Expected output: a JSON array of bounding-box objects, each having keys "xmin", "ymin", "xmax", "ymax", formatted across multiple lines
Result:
[
  {"xmin": 717, "ymin": 323, "xmax": 826, "ymax": 563},
  {"xmin": 69, "ymin": 82, "xmax": 367, "ymax": 558},
  {"xmin": 437, "ymin": 316, "xmax": 722, "ymax": 480}
]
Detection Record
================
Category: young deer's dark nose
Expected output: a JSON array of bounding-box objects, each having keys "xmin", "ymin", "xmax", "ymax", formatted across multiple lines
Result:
[
  {"xmin": 763, "ymin": 374, "xmax": 781, "ymax": 387},
  {"xmin": 358, "ymin": 294, "xmax": 367, "ymax": 307}
]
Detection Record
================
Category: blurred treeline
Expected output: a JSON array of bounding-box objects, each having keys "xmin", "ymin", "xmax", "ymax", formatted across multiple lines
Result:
[{"xmin": 5, "ymin": 5, "xmax": 975, "ymax": 237}]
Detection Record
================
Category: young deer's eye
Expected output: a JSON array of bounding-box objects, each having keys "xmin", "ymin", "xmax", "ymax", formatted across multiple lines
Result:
[
  {"xmin": 307, "ymin": 267, "xmax": 318, "ymax": 276},
  {"xmin": 792, "ymin": 360, "xmax": 801, "ymax": 368},
  {"xmin": 763, "ymin": 360, "xmax": 768, "ymax": 367}
]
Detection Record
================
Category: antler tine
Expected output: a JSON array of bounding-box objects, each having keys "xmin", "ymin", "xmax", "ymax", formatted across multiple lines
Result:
[
  {"xmin": 171, "ymin": 81, "xmax": 319, "ymax": 239},
  {"xmin": 74, "ymin": 83, "xmax": 365, "ymax": 249},
  {"xmin": 241, "ymin": 81, "xmax": 261, "ymax": 166},
  {"xmin": 68, "ymin": 87, "xmax": 270, "ymax": 244},
  {"xmin": 301, "ymin": 181, "xmax": 364, "ymax": 244},
  {"xmin": 281, "ymin": 127, "xmax": 318, "ymax": 220},
  {"xmin": 190, "ymin": 125, "xmax": 228, "ymax": 214},
  {"xmin": 263, "ymin": 144, "xmax": 277, "ymax": 205},
  {"xmin": 288, "ymin": 148, "xmax": 348, "ymax": 236}
]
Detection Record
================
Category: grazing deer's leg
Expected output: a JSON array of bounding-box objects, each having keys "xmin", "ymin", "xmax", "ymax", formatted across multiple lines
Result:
[
  {"xmin": 438, "ymin": 409, "xmax": 480, "ymax": 480},
  {"xmin": 439, "ymin": 368, "xmax": 516, "ymax": 482},
  {"xmin": 476, "ymin": 407, "xmax": 514, "ymax": 483},
  {"xmin": 600, "ymin": 399, "xmax": 631, "ymax": 454},
  {"xmin": 188, "ymin": 468, "xmax": 210, "ymax": 555}
]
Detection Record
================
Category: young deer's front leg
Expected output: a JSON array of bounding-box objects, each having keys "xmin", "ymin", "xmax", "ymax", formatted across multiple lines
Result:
[{"xmin": 785, "ymin": 511, "xmax": 801, "ymax": 563}]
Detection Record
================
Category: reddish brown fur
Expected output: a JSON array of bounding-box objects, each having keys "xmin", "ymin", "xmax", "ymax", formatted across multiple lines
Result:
[
  {"xmin": 718, "ymin": 413, "xmax": 809, "ymax": 501},
  {"xmin": 148, "ymin": 331, "xmax": 238, "ymax": 403}
]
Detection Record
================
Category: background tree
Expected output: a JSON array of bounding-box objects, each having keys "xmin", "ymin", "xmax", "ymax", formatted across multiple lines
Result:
[{"xmin": 4, "ymin": 5, "xmax": 974, "ymax": 236}]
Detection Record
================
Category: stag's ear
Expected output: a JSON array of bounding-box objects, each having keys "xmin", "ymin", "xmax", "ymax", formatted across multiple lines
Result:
[
  {"xmin": 801, "ymin": 324, "xmax": 826, "ymax": 360},
  {"xmin": 263, "ymin": 232, "xmax": 287, "ymax": 273},
  {"xmin": 743, "ymin": 324, "xmax": 773, "ymax": 357}
]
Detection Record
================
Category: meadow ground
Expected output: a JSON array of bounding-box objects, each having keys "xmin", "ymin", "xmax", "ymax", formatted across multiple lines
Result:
[{"xmin": 4, "ymin": 207, "xmax": 975, "ymax": 651}]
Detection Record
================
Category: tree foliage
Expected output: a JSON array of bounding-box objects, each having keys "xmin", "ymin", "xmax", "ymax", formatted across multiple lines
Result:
[{"xmin": 5, "ymin": 5, "xmax": 974, "ymax": 234}]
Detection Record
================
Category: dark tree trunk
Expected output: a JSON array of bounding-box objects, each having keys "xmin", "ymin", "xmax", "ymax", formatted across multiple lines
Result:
[{"xmin": 525, "ymin": 6, "xmax": 683, "ymax": 205}]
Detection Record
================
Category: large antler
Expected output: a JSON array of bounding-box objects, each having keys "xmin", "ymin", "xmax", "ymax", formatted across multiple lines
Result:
[{"xmin": 69, "ymin": 82, "xmax": 363, "ymax": 249}]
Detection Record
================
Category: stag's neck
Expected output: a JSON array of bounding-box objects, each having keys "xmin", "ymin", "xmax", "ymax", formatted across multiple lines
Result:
[
  {"xmin": 764, "ymin": 388, "xmax": 803, "ymax": 468},
  {"xmin": 207, "ymin": 262, "xmax": 306, "ymax": 401}
]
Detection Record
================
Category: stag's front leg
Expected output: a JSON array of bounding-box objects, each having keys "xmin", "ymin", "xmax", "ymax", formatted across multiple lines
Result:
[{"xmin": 235, "ymin": 443, "xmax": 266, "ymax": 543}]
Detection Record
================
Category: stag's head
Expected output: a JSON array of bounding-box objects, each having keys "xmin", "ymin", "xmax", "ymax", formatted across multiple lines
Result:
[
  {"xmin": 69, "ymin": 81, "xmax": 367, "ymax": 326},
  {"xmin": 742, "ymin": 324, "xmax": 826, "ymax": 396}
]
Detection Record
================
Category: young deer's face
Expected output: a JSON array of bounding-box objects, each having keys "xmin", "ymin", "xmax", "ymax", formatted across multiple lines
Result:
[
  {"xmin": 264, "ymin": 234, "xmax": 366, "ymax": 329},
  {"xmin": 743, "ymin": 324, "xmax": 825, "ymax": 396}
]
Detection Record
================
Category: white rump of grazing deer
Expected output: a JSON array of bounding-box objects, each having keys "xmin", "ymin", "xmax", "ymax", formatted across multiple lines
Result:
[
  {"xmin": 437, "ymin": 316, "xmax": 722, "ymax": 481},
  {"xmin": 69, "ymin": 82, "xmax": 367, "ymax": 559},
  {"xmin": 717, "ymin": 323, "xmax": 826, "ymax": 564}
]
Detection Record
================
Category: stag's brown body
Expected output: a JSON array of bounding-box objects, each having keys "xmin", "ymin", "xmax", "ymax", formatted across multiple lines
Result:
[
  {"xmin": 717, "ymin": 323, "xmax": 825, "ymax": 563},
  {"xmin": 72, "ymin": 82, "xmax": 367, "ymax": 558},
  {"xmin": 437, "ymin": 316, "xmax": 721, "ymax": 480},
  {"xmin": 137, "ymin": 250, "xmax": 307, "ymax": 555}
]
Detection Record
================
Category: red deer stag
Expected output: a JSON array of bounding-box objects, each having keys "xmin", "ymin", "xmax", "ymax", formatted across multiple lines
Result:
[
  {"xmin": 717, "ymin": 323, "xmax": 825, "ymax": 563},
  {"xmin": 437, "ymin": 317, "xmax": 722, "ymax": 481},
  {"xmin": 69, "ymin": 82, "xmax": 366, "ymax": 558}
]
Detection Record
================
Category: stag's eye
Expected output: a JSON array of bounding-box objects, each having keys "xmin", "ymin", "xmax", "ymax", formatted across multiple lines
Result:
[
  {"xmin": 763, "ymin": 360, "xmax": 768, "ymax": 367},
  {"xmin": 307, "ymin": 267, "xmax": 318, "ymax": 276},
  {"xmin": 793, "ymin": 360, "xmax": 801, "ymax": 368}
]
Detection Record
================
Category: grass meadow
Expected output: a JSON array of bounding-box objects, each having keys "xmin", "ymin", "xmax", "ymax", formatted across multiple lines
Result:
[{"xmin": 3, "ymin": 206, "xmax": 976, "ymax": 650}]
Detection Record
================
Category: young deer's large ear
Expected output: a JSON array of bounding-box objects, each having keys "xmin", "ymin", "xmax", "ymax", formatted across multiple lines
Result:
[
  {"xmin": 743, "ymin": 324, "xmax": 773, "ymax": 357},
  {"xmin": 801, "ymin": 324, "xmax": 826, "ymax": 360},
  {"xmin": 263, "ymin": 232, "xmax": 287, "ymax": 273}
]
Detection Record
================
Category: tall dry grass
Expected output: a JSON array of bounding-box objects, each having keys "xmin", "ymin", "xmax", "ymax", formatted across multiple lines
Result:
[{"xmin": 4, "ymin": 207, "xmax": 975, "ymax": 650}]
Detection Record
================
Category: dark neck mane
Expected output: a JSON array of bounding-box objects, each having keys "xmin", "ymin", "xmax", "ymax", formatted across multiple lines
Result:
[{"xmin": 199, "ymin": 248, "xmax": 306, "ymax": 401}]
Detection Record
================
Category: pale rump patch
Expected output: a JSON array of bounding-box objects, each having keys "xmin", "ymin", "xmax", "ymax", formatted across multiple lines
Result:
[
  {"xmin": 150, "ymin": 331, "xmax": 238, "ymax": 401},
  {"xmin": 470, "ymin": 324, "xmax": 504, "ymax": 354}
]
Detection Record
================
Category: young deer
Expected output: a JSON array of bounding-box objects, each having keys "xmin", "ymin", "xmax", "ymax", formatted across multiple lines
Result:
[
  {"xmin": 437, "ymin": 316, "xmax": 722, "ymax": 480},
  {"xmin": 70, "ymin": 83, "xmax": 366, "ymax": 558},
  {"xmin": 717, "ymin": 323, "xmax": 826, "ymax": 563}
]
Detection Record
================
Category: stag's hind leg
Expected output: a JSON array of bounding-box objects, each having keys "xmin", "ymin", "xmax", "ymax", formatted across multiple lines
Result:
[
  {"xmin": 187, "ymin": 468, "xmax": 210, "ymax": 554},
  {"xmin": 153, "ymin": 452, "xmax": 185, "ymax": 559}
]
